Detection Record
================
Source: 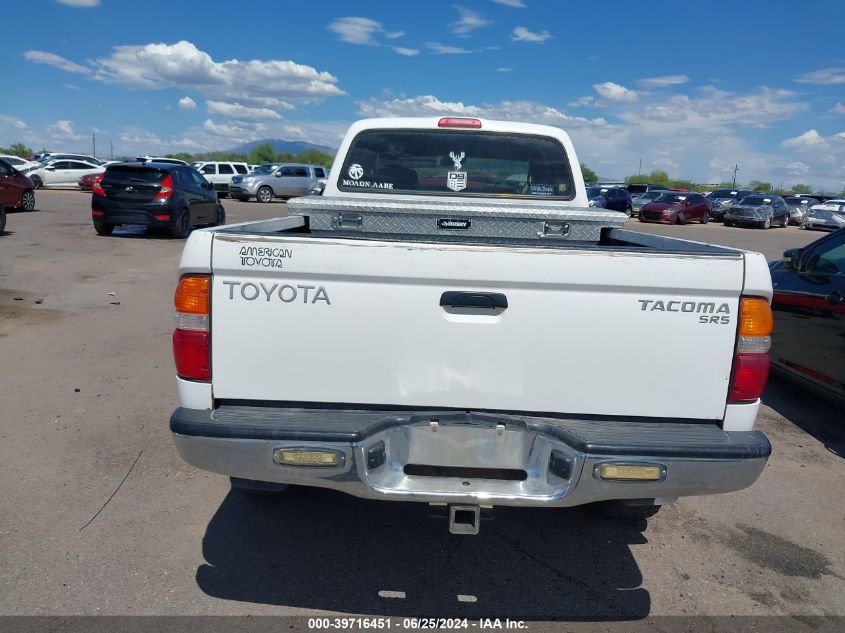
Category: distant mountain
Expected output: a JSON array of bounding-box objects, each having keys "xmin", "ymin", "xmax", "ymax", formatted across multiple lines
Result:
[{"xmin": 229, "ymin": 138, "xmax": 336, "ymax": 156}]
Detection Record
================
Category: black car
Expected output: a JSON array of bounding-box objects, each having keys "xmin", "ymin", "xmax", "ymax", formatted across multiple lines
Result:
[
  {"xmin": 769, "ymin": 229, "xmax": 845, "ymax": 406},
  {"xmin": 625, "ymin": 183, "xmax": 669, "ymax": 196},
  {"xmin": 708, "ymin": 188, "xmax": 756, "ymax": 221},
  {"xmin": 587, "ymin": 186, "xmax": 633, "ymax": 216},
  {"xmin": 91, "ymin": 162, "xmax": 224, "ymax": 238}
]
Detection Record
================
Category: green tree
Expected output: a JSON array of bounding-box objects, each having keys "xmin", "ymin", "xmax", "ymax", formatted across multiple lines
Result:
[
  {"xmin": 580, "ymin": 163, "xmax": 598, "ymax": 183},
  {"xmin": 626, "ymin": 169, "xmax": 669, "ymax": 185},
  {"xmin": 749, "ymin": 180, "xmax": 772, "ymax": 192},
  {"xmin": 166, "ymin": 152, "xmax": 196, "ymax": 163},
  {"xmin": 295, "ymin": 149, "xmax": 335, "ymax": 168},
  {"xmin": 791, "ymin": 183, "xmax": 812, "ymax": 194},
  {"xmin": 274, "ymin": 151, "xmax": 295, "ymax": 163},
  {"xmin": 249, "ymin": 143, "xmax": 276, "ymax": 165},
  {"xmin": 0, "ymin": 142, "xmax": 33, "ymax": 158}
]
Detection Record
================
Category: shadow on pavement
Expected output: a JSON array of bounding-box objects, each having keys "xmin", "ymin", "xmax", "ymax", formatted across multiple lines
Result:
[
  {"xmin": 196, "ymin": 487, "xmax": 651, "ymax": 620},
  {"xmin": 763, "ymin": 373, "xmax": 845, "ymax": 458}
]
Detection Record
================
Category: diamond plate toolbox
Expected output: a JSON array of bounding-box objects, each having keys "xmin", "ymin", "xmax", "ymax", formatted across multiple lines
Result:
[{"xmin": 287, "ymin": 196, "xmax": 626, "ymax": 242}]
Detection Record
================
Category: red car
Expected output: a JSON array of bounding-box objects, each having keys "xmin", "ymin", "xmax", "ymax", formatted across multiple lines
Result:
[
  {"xmin": 0, "ymin": 157, "xmax": 36, "ymax": 232},
  {"xmin": 639, "ymin": 192, "xmax": 711, "ymax": 224},
  {"xmin": 78, "ymin": 172, "xmax": 103, "ymax": 191}
]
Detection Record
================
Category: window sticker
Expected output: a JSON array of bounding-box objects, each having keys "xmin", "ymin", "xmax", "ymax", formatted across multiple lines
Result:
[
  {"xmin": 529, "ymin": 183, "xmax": 555, "ymax": 196},
  {"xmin": 447, "ymin": 171, "xmax": 467, "ymax": 192}
]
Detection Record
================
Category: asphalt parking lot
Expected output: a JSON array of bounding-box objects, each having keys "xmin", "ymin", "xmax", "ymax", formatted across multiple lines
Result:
[{"xmin": 1, "ymin": 190, "xmax": 843, "ymax": 621}]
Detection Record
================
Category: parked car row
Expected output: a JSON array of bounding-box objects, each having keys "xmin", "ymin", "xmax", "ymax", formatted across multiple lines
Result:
[{"xmin": 0, "ymin": 157, "xmax": 37, "ymax": 233}]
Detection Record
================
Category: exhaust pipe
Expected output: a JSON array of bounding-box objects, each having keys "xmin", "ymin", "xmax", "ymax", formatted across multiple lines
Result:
[{"xmin": 449, "ymin": 505, "xmax": 480, "ymax": 535}]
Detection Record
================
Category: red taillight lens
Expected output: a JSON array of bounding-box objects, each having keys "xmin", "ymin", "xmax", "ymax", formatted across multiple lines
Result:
[
  {"xmin": 92, "ymin": 176, "xmax": 105, "ymax": 196},
  {"xmin": 173, "ymin": 274, "xmax": 211, "ymax": 382},
  {"xmin": 172, "ymin": 329, "xmax": 210, "ymax": 381},
  {"xmin": 438, "ymin": 117, "xmax": 482, "ymax": 128},
  {"xmin": 728, "ymin": 353, "xmax": 770, "ymax": 402},
  {"xmin": 154, "ymin": 174, "xmax": 173, "ymax": 201},
  {"xmin": 92, "ymin": 210, "xmax": 104, "ymax": 217}
]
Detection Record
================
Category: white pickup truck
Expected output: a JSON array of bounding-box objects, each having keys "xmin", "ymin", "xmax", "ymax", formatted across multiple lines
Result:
[{"xmin": 170, "ymin": 117, "xmax": 773, "ymax": 534}]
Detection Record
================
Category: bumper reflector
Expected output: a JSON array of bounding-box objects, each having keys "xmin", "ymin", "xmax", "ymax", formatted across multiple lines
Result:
[
  {"xmin": 599, "ymin": 464, "xmax": 663, "ymax": 481},
  {"xmin": 274, "ymin": 449, "xmax": 342, "ymax": 467}
]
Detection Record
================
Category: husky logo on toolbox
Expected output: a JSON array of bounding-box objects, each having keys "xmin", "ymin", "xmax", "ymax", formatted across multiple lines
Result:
[{"xmin": 437, "ymin": 218, "xmax": 471, "ymax": 230}]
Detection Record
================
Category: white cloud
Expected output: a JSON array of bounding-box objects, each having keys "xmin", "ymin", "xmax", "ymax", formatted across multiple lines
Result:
[
  {"xmin": 178, "ymin": 96, "xmax": 197, "ymax": 110},
  {"xmin": 638, "ymin": 74, "xmax": 690, "ymax": 88},
  {"xmin": 568, "ymin": 96, "xmax": 595, "ymax": 108},
  {"xmin": 496, "ymin": 67, "xmax": 512, "ymax": 72},
  {"xmin": 831, "ymin": 102, "xmax": 845, "ymax": 115},
  {"xmin": 782, "ymin": 129, "xmax": 826, "ymax": 149},
  {"xmin": 119, "ymin": 127, "xmax": 162, "ymax": 147},
  {"xmin": 206, "ymin": 100, "xmax": 283, "ymax": 121},
  {"xmin": 426, "ymin": 42, "xmax": 474, "ymax": 54},
  {"xmin": 327, "ymin": 16, "xmax": 407, "ymax": 53},
  {"xmin": 450, "ymin": 6, "xmax": 491, "ymax": 36},
  {"xmin": 328, "ymin": 17, "xmax": 384, "ymax": 45},
  {"xmin": 491, "ymin": 0, "xmax": 526, "ymax": 6},
  {"xmin": 57, "ymin": 0, "xmax": 100, "ymax": 7},
  {"xmin": 47, "ymin": 120, "xmax": 85, "ymax": 140},
  {"xmin": 593, "ymin": 81, "xmax": 639, "ymax": 102},
  {"xmin": 25, "ymin": 50, "xmax": 88, "ymax": 74},
  {"xmin": 796, "ymin": 67, "xmax": 845, "ymax": 85},
  {"xmin": 63, "ymin": 83, "xmax": 81, "ymax": 90},
  {"xmin": 0, "ymin": 114, "xmax": 27, "ymax": 130},
  {"xmin": 88, "ymin": 40, "xmax": 343, "ymax": 107},
  {"xmin": 202, "ymin": 118, "xmax": 268, "ymax": 140},
  {"xmin": 785, "ymin": 161, "xmax": 810, "ymax": 175},
  {"xmin": 511, "ymin": 26, "xmax": 551, "ymax": 43},
  {"xmin": 355, "ymin": 94, "xmax": 606, "ymax": 130}
]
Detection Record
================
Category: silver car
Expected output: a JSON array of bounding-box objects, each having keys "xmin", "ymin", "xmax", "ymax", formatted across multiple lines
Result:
[
  {"xmin": 803, "ymin": 200, "xmax": 845, "ymax": 231},
  {"xmin": 229, "ymin": 163, "xmax": 328, "ymax": 203},
  {"xmin": 784, "ymin": 196, "xmax": 819, "ymax": 225}
]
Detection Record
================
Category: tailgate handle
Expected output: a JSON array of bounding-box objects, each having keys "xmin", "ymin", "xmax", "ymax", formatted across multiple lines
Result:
[{"xmin": 440, "ymin": 291, "xmax": 508, "ymax": 310}]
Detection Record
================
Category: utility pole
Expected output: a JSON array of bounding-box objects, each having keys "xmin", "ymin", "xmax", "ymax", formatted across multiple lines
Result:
[
  {"xmin": 638, "ymin": 158, "xmax": 642, "ymax": 176},
  {"xmin": 92, "ymin": 132, "xmax": 96, "ymax": 158},
  {"xmin": 110, "ymin": 141, "xmax": 114, "ymax": 160},
  {"xmin": 732, "ymin": 164, "xmax": 739, "ymax": 188}
]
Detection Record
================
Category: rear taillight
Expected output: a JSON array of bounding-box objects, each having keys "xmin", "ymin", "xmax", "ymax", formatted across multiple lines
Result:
[
  {"xmin": 438, "ymin": 117, "xmax": 482, "ymax": 128},
  {"xmin": 728, "ymin": 297, "xmax": 773, "ymax": 403},
  {"xmin": 92, "ymin": 175, "xmax": 105, "ymax": 196},
  {"xmin": 155, "ymin": 174, "xmax": 174, "ymax": 201},
  {"xmin": 173, "ymin": 274, "xmax": 210, "ymax": 381}
]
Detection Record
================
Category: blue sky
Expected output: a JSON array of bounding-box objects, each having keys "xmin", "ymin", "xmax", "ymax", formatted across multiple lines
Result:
[{"xmin": 3, "ymin": 0, "xmax": 845, "ymax": 189}]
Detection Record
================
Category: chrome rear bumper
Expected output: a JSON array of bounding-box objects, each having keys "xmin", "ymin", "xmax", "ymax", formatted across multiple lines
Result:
[{"xmin": 171, "ymin": 406, "xmax": 770, "ymax": 507}]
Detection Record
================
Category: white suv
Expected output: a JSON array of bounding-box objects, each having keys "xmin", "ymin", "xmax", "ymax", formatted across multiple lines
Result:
[{"xmin": 192, "ymin": 161, "xmax": 250, "ymax": 197}]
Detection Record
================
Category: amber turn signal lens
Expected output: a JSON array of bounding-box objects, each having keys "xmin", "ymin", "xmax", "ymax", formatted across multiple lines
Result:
[
  {"xmin": 599, "ymin": 464, "xmax": 663, "ymax": 481},
  {"xmin": 739, "ymin": 297, "xmax": 773, "ymax": 337},
  {"xmin": 175, "ymin": 274, "xmax": 210, "ymax": 315}
]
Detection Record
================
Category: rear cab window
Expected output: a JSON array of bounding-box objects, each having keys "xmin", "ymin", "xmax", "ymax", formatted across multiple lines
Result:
[
  {"xmin": 338, "ymin": 129, "xmax": 575, "ymax": 200},
  {"xmin": 104, "ymin": 165, "xmax": 168, "ymax": 184}
]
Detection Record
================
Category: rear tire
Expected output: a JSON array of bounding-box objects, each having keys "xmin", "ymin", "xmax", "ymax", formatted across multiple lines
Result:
[
  {"xmin": 256, "ymin": 186, "xmax": 273, "ymax": 203},
  {"xmin": 0, "ymin": 204, "xmax": 6, "ymax": 234},
  {"xmin": 212, "ymin": 204, "xmax": 226, "ymax": 227},
  {"xmin": 591, "ymin": 500, "xmax": 662, "ymax": 520},
  {"xmin": 170, "ymin": 208, "xmax": 192, "ymax": 239},
  {"xmin": 94, "ymin": 222, "xmax": 114, "ymax": 236},
  {"xmin": 20, "ymin": 190, "xmax": 36, "ymax": 212},
  {"xmin": 700, "ymin": 211, "xmax": 710, "ymax": 224},
  {"xmin": 780, "ymin": 215, "xmax": 788, "ymax": 228}
]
